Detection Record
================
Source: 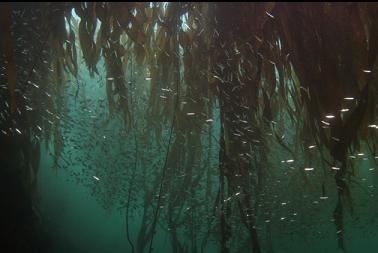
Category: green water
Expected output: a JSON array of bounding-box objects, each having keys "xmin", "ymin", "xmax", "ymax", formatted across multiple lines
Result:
[
  {"xmin": 32, "ymin": 61, "xmax": 378, "ymax": 253},
  {"xmin": 2, "ymin": 3, "xmax": 378, "ymax": 253},
  {"xmin": 37, "ymin": 158, "xmax": 378, "ymax": 253}
]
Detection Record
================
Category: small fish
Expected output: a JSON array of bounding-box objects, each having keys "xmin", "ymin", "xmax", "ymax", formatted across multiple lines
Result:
[
  {"xmin": 321, "ymin": 120, "xmax": 330, "ymax": 126},
  {"xmin": 266, "ymin": 12, "xmax": 275, "ymax": 19}
]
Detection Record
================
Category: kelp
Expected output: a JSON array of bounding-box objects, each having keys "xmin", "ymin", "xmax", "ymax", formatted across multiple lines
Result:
[
  {"xmin": 75, "ymin": 2, "xmax": 99, "ymax": 77},
  {"xmin": 274, "ymin": 3, "xmax": 378, "ymax": 248},
  {"xmin": 0, "ymin": 3, "xmax": 58, "ymax": 252},
  {"xmin": 2, "ymin": 2, "xmax": 378, "ymax": 253},
  {"xmin": 0, "ymin": 3, "xmax": 17, "ymax": 116}
]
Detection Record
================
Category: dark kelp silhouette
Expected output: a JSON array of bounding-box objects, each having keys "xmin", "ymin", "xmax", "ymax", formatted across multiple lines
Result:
[{"xmin": 1, "ymin": 2, "xmax": 377, "ymax": 253}]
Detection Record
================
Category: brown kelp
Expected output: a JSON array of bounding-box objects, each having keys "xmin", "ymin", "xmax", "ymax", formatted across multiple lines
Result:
[{"xmin": 1, "ymin": 2, "xmax": 378, "ymax": 253}]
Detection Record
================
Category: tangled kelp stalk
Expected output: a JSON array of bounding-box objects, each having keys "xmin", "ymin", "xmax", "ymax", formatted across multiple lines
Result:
[
  {"xmin": 1, "ymin": 2, "xmax": 378, "ymax": 253},
  {"xmin": 274, "ymin": 3, "xmax": 378, "ymax": 248}
]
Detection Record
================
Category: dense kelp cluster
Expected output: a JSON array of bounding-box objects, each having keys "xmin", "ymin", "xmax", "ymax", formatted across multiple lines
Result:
[{"xmin": 1, "ymin": 2, "xmax": 378, "ymax": 253}]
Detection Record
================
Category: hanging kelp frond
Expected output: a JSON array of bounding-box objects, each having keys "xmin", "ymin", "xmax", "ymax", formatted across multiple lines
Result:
[
  {"xmin": 75, "ymin": 2, "xmax": 100, "ymax": 77},
  {"xmin": 274, "ymin": 2, "xmax": 378, "ymax": 249},
  {"xmin": 0, "ymin": 3, "xmax": 17, "ymax": 116},
  {"xmin": 64, "ymin": 7, "xmax": 79, "ymax": 78}
]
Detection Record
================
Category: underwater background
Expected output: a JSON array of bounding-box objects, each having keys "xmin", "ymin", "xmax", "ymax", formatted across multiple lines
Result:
[{"xmin": 1, "ymin": 2, "xmax": 378, "ymax": 253}]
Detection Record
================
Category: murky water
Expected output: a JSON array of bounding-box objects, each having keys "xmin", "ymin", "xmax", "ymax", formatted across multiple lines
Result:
[{"xmin": 1, "ymin": 3, "xmax": 378, "ymax": 253}]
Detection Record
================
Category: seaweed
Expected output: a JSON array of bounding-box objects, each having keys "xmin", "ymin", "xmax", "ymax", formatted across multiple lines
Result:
[{"xmin": 2, "ymin": 3, "xmax": 378, "ymax": 253}]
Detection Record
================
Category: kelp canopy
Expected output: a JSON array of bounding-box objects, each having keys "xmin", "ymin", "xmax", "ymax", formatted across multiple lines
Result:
[{"xmin": 1, "ymin": 2, "xmax": 378, "ymax": 253}]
